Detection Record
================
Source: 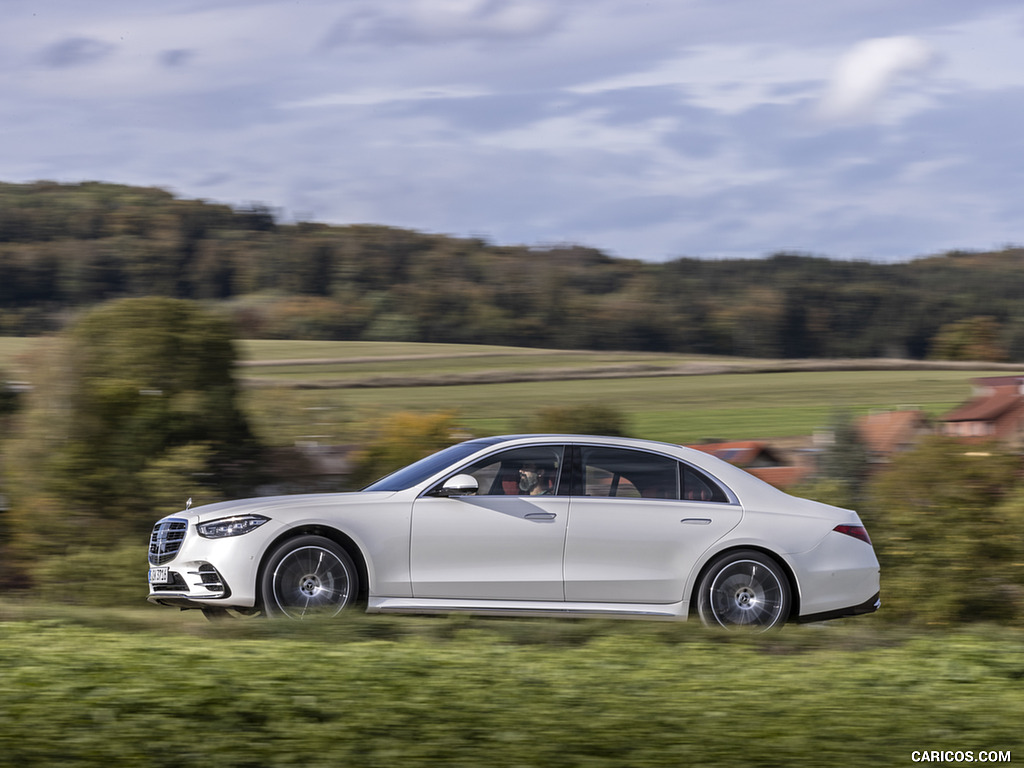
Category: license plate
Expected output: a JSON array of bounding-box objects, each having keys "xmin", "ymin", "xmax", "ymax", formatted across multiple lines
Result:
[{"xmin": 148, "ymin": 566, "xmax": 169, "ymax": 584}]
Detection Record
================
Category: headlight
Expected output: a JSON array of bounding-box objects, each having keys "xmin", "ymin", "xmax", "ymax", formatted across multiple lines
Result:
[{"xmin": 196, "ymin": 514, "xmax": 270, "ymax": 539}]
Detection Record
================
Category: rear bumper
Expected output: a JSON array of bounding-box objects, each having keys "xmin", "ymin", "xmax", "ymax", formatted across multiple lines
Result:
[
  {"xmin": 787, "ymin": 527, "xmax": 881, "ymax": 619},
  {"xmin": 797, "ymin": 591, "xmax": 880, "ymax": 624}
]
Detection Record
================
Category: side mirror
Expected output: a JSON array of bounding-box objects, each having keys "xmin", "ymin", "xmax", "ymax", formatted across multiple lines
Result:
[{"xmin": 433, "ymin": 474, "xmax": 478, "ymax": 497}]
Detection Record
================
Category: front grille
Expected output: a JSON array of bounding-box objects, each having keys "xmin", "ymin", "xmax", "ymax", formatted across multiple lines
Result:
[{"xmin": 149, "ymin": 519, "xmax": 188, "ymax": 565}]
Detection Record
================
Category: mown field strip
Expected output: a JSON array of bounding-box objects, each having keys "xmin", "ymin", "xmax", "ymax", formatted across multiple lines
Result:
[
  {"xmin": 334, "ymin": 370, "xmax": 976, "ymax": 442},
  {"xmin": 3, "ymin": 336, "xmax": 1012, "ymax": 443},
  {"xmin": 230, "ymin": 342, "xmax": 1011, "ymax": 443},
  {"xmin": 241, "ymin": 366, "xmax": 997, "ymax": 445}
]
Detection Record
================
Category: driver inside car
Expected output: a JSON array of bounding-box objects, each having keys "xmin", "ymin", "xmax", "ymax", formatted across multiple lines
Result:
[{"xmin": 518, "ymin": 461, "xmax": 555, "ymax": 495}]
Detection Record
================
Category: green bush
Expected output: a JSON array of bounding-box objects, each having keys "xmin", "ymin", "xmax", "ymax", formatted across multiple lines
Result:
[
  {"xmin": 866, "ymin": 436, "xmax": 1024, "ymax": 625},
  {"xmin": 0, "ymin": 620, "xmax": 1021, "ymax": 767},
  {"xmin": 346, "ymin": 410, "xmax": 463, "ymax": 489},
  {"xmin": 524, "ymin": 403, "xmax": 630, "ymax": 436},
  {"xmin": 28, "ymin": 540, "xmax": 149, "ymax": 607}
]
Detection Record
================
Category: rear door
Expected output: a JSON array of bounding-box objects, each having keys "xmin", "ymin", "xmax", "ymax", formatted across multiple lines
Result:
[{"xmin": 563, "ymin": 445, "xmax": 742, "ymax": 603}]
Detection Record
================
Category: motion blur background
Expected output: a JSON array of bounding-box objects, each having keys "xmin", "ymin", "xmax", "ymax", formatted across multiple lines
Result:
[{"xmin": 2, "ymin": 2, "xmax": 1024, "ymax": 765}]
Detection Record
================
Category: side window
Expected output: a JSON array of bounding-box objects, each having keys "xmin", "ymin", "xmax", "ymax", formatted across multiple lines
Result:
[
  {"xmin": 681, "ymin": 465, "xmax": 730, "ymax": 503},
  {"xmin": 579, "ymin": 447, "xmax": 678, "ymax": 499},
  {"xmin": 458, "ymin": 446, "xmax": 564, "ymax": 496}
]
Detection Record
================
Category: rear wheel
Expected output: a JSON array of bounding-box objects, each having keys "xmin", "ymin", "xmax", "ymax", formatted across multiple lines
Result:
[
  {"xmin": 261, "ymin": 535, "xmax": 358, "ymax": 619},
  {"xmin": 695, "ymin": 550, "xmax": 791, "ymax": 631}
]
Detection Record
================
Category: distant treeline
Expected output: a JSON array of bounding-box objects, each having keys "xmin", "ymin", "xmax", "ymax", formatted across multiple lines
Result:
[{"xmin": 3, "ymin": 180, "xmax": 1024, "ymax": 360}]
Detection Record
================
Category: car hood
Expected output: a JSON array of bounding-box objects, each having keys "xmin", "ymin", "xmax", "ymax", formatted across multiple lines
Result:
[{"xmin": 162, "ymin": 491, "xmax": 398, "ymax": 524}]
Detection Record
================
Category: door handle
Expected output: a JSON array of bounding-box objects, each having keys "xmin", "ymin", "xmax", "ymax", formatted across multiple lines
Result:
[
  {"xmin": 681, "ymin": 518, "xmax": 712, "ymax": 525},
  {"xmin": 525, "ymin": 512, "xmax": 557, "ymax": 520}
]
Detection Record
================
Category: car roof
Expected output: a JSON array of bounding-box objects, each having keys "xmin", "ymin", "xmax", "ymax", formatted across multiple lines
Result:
[
  {"xmin": 470, "ymin": 434, "xmax": 790, "ymax": 503},
  {"xmin": 475, "ymin": 433, "xmax": 687, "ymax": 453}
]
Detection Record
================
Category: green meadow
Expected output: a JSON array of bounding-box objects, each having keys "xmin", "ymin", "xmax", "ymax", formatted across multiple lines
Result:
[
  {"xmin": 232, "ymin": 340, "xmax": 1002, "ymax": 444},
  {"xmin": 0, "ymin": 607, "xmax": 1020, "ymax": 768},
  {"xmin": 2, "ymin": 336, "xmax": 1003, "ymax": 444},
  {"xmin": 322, "ymin": 368, "xmax": 982, "ymax": 443}
]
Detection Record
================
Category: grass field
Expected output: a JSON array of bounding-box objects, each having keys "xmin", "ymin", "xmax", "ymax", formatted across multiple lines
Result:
[
  {"xmin": 3, "ymin": 336, "xmax": 1008, "ymax": 444},
  {"xmin": 234, "ymin": 341, "xmax": 1007, "ymax": 444},
  {"xmin": 0, "ymin": 604, "xmax": 1020, "ymax": 768},
  {"xmin": 233, "ymin": 341, "xmax": 1011, "ymax": 443},
  {"xmin": 324, "ymin": 368, "xmax": 986, "ymax": 443}
]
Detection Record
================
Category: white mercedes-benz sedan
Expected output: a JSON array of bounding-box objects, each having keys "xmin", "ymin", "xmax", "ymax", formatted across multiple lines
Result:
[{"xmin": 147, "ymin": 434, "xmax": 880, "ymax": 630}]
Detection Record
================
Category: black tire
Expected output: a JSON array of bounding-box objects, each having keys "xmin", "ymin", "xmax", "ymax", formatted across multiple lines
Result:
[
  {"xmin": 260, "ymin": 535, "xmax": 358, "ymax": 620},
  {"xmin": 695, "ymin": 549, "xmax": 791, "ymax": 631}
]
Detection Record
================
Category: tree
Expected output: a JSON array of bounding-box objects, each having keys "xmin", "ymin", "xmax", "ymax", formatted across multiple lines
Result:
[
  {"xmin": 814, "ymin": 409, "xmax": 870, "ymax": 508},
  {"xmin": 0, "ymin": 371, "xmax": 18, "ymax": 416},
  {"xmin": 928, "ymin": 316, "xmax": 1007, "ymax": 361},
  {"xmin": 4, "ymin": 298, "xmax": 260, "ymax": 559}
]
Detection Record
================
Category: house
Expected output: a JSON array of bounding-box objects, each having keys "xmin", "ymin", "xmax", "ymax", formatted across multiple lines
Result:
[
  {"xmin": 856, "ymin": 409, "xmax": 932, "ymax": 464},
  {"xmin": 686, "ymin": 440, "xmax": 811, "ymax": 489},
  {"xmin": 940, "ymin": 375, "xmax": 1024, "ymax": 446}
]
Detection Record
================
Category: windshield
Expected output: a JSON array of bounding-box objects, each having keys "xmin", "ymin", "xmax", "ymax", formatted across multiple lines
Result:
[{"xmin": 361, "ymin": 438, "xmax": 506, "ymax": 492}]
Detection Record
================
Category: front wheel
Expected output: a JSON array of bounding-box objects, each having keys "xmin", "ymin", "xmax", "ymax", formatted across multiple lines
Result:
[
  {"xmin": 695, "ymin": 550, "xmax": 791, "ymax": 631},
  {"xmin": 261, "ymin": 535, "xmax": 358, "ymax": 619}
]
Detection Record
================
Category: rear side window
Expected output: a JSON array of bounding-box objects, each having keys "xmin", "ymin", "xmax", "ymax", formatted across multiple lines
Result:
[
  {"xmin": 578, "ymin": 446, "xmax": 679, "ymax": 499},
  {"xmin": 681, "ymin": 465, "xmax": 730, "ymax": 503}
]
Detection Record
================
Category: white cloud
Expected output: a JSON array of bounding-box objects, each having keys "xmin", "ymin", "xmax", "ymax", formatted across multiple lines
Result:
[
  {"xmin": 281, "ymin": 85, "xmax": 491, "ymax": 109},
  {"xmin": 479, "ymin": 110, "xmax": 678, "ymax": 154},
  {"xmin": 818, "ymin": 36, "xmax": 936, "ymax": 121},
  {"xmin": 414, "ymin": 0, "xmax": 555, "ymax": 38},
  {"xmin": 570, "ymin": 44, "xmax": 827, "ymax": 114},
  {"xmin": 325, "ymin": 0, "xmax": 559, "ymax": 46}
]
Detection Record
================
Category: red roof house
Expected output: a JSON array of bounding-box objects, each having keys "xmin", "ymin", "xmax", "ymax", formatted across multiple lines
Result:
[
  {"xmin": 687, "ymin": 440, "xmax": 811, "ymax": 489},
  {"xmin": 941, "ymin": 375, "xmax": 1024, "ymax": 445},
  {"xmin": 857, "ymin": 409, "xmax": 932, "ymax": 462}
]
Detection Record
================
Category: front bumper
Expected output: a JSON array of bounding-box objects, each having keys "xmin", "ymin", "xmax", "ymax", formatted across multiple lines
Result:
[
  {"xmin": 148, "ymin": 562, "xmax": 232, "ymax": 607},
  {"xmin": 147, "ymin": 515, "xmax": 281, "ymax": 609}
]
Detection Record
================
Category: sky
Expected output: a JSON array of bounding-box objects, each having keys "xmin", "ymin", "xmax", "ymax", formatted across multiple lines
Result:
[{"xmin": 3, "ymin": 0, "xmax": 1024, "ymax": 262}]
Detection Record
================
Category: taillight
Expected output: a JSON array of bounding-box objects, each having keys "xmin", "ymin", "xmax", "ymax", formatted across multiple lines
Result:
[{"xmin": 834, "ymin": 524, "xmax": 871, "ymax": 545}]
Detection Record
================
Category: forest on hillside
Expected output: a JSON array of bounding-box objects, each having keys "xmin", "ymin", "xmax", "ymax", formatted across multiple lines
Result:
[{"xmin": 2, "ymin": 180, "xmax": 1023, "ymax": 361}]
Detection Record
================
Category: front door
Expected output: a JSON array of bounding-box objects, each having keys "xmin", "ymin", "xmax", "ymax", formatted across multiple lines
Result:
[{"xmin": 410, "ymin": 445, "xmax": 567, "ymax": 600}]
